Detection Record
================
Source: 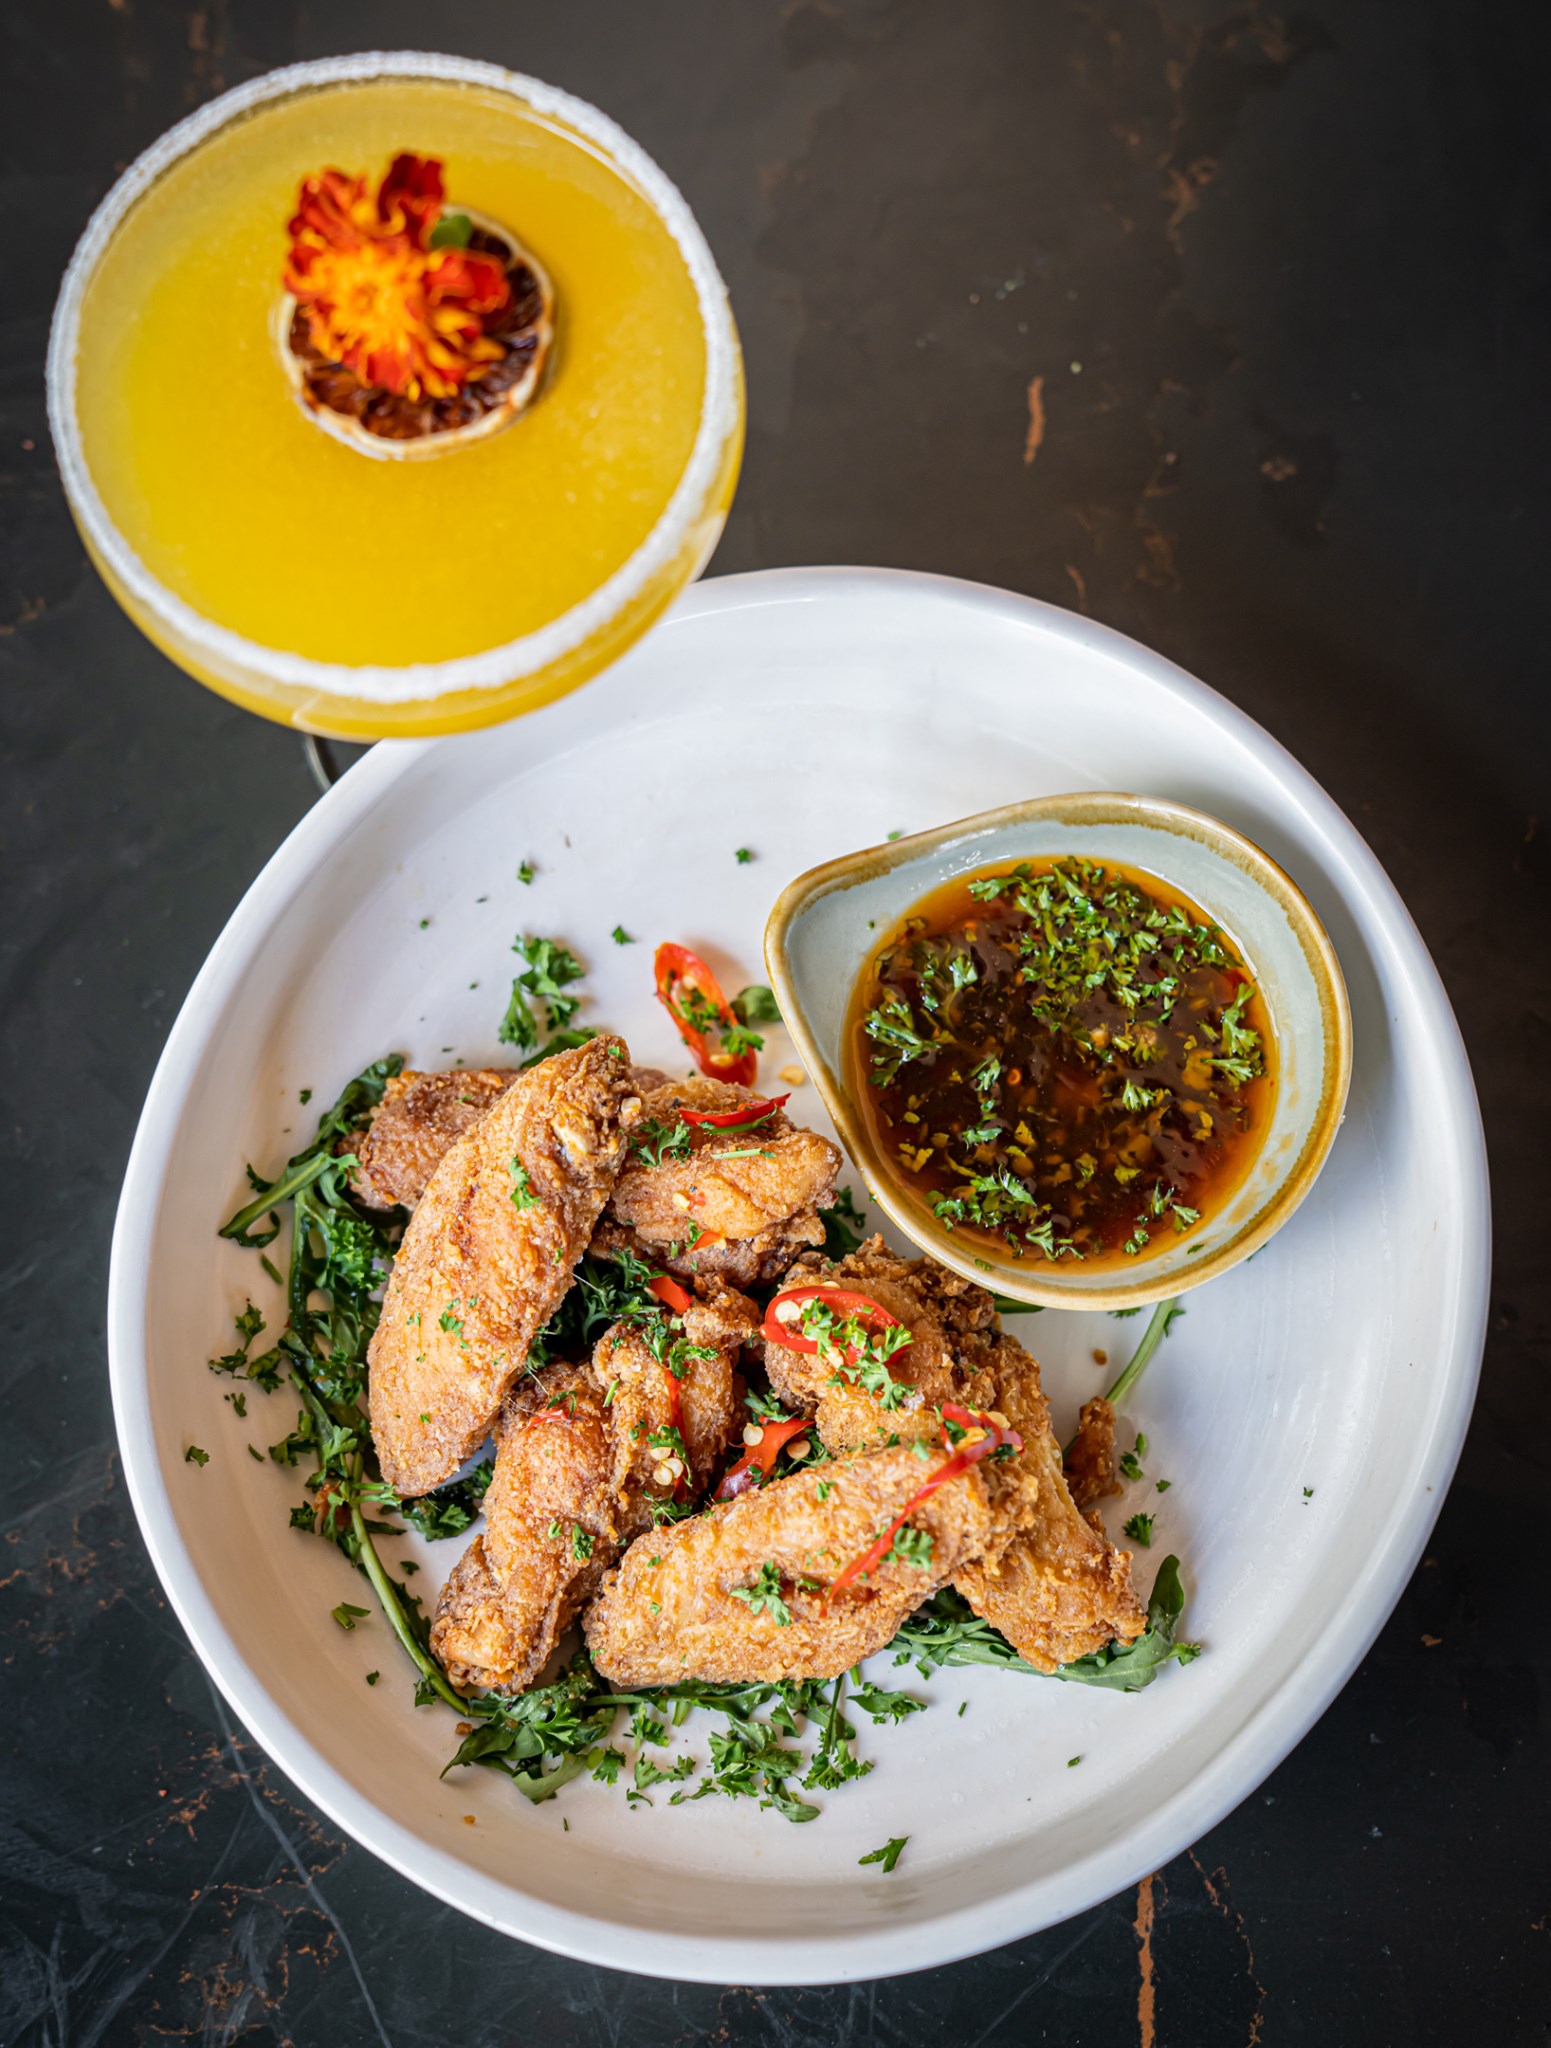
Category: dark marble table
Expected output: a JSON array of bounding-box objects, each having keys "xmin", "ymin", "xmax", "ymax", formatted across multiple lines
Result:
[{"xmin": 3, "ymin": 3, "xmax": 1546, "ymax": 2041}]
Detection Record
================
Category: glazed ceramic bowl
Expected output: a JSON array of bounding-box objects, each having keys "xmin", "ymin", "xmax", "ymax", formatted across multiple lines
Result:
[{"xmin": 765, "ymin": 791, "xmax": 1353, "ymax": 1310}]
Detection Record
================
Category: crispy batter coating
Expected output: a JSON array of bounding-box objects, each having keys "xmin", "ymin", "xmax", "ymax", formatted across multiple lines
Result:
[
  {"xmin": 1065, "ymin": 1395, "xmax": 1122, "ymax": 1511},
  {"xmin": 599, "ymin": 1076, "xmax": 840, "ymax": 1287},
  {"xmin": 949, "ymin": 1328, "xmax": 1145, "ymax": 1671},
  {"xmin": 350, "ymin": 1064, "xmax": 675, "ymax": 1212},
  {"xmin": 430, "ymin": 1365, "xmax": 607, "ymax": 1693},
  {"xmin": 762, "ymin": 1235, "xmax": 993, "ymax": 1450},
  {"xmin": 584, "ymin": 1444, "xmax": 996, "ymax": 1686},
  {"xmin": 351, "ymin": 1068, "xmax": 516, "ymax": 1211},
  {"xmin": 762, "ymin": 1238, "xmax": 1144, "ymax": 1671},
  {"xmin": 430, "ymin": 1290, "xmax": 755, "ymax": 1692},
  {"xmin": 367, "ymin": 1035, "xmax": 641, "ymax": 1497}
]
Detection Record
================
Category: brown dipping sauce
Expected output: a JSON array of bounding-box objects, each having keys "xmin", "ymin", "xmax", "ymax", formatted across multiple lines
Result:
[{"xmin": 849, "ymin": 854, "xmax": 1276, "ymax": 1268}]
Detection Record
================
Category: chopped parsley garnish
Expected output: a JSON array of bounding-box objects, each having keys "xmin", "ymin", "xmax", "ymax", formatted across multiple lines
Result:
[
  {"xmin": 734, "ymin": 847, "xmax": 753, "ymax": 864},
  {"xmin": 884, "ymin": 1526, "xmax": 934, "ymax": 1570},
  {"xmin": 859, "ymin": 856, "xmax": 1266, "ymax": 1261},
  {"xmin": 611, "ymin": 925, "xmax": 634, "ymax": 945},
  {"xmin": 184, "ymin": 1444, "xmax": 209, "ymax": 1467},
  {"xmin": 508, "ymin": 1158, "xmax": 538, "ymax": 1210},
  {"xmin": 729, "ymin": 1562, "xmax": 793, "ymax": 1626},
  {"xmin": 499, "ymin": 934, "xmax": 586, "ymax": 1053},
  {"xmin": 572, "ymin": 1525, "xmax": 595, "ymax": 1562},
  {"xmin": 631, "ymin": 1115, "xmax": 693, "ymax": 1166},
  {"xmin": 1123, "ymin": 1512, "xmax": 1155, "ymax": 1547},
  {"xmin": 858, "ymin": 1836, "xmax": 908, "ymax": 1872},
  {"xmin": 796, "ymin": 1295, "xmax": 914, "ymax": 1409},
  {"xmin": 518, "ymin": 860, "xmax": 535, "ymax": 884}
]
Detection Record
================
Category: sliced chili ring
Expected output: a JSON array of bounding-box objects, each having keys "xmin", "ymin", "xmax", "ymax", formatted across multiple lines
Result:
[
  {"xmin": 760, "ymin": 1284, "xmax": 908, "ymax": 1364},
  {"xmin": 653, "ymin": 942, "xmax": 758, "ymax": 1088},
  {"xmin": 679, "ymin": 1092, "xmax": 790, "ymax": 1133},
  {"xmin": 715, "ymin": 1415, "xmax": 812, "ymax": 1501},
  {"xmin": 826, "ymin": 1403, "xmax": 1023, "ymax": 1599}
]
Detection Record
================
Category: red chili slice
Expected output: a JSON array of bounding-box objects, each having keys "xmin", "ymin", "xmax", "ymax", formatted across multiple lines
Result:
[
  {"xmin": 715, "ymin": 1416, "xmax": 812, "ymax": 1501},
  {"xmin": 760, "ymin": 1284, "xmax": 908, "ymax": 1365},
  {"xmin": 653, "ymin": 942, "xmax": 758, "ymax": 1088},
  {"xmin": 679, "ymin": 1093, "xmax": 790, "ymax": 1132},
  {"xmin": 826, "ymin": 1403, "xmax": 1023, "ymax": 1600},
  {"xmin": 647, "ymin": 1274, "xmax": 692, "ymax": 1314}
]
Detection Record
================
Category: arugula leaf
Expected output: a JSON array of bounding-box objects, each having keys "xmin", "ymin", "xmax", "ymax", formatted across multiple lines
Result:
[
  {"xmin": 220, "ymin": 1054, "xmax": 402, "ymax": 1243},
  {"xmin": 392, "ymin": 1460, "xmax": 494, "ymax": 1541},
  {"xmin": 893, "ymin": 1559, "xmax": 1197, "ymax": 1693},
  {"xmin": 852, "ymin": 1681, "xmax": 926, "ymax": 1724},
  {"xmin": 818, "ymin": 1185, "xmax": 869, "ymax": 1259},
  {"xmin": 731, "ymin": 985, "xmax": 782, "ymax": 1026}
]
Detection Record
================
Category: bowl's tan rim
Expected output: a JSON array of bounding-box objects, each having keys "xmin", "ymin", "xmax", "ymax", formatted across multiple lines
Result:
[{"xmin": 765, "ymin": 790, "xmax": 1354, "ymax": 1310}]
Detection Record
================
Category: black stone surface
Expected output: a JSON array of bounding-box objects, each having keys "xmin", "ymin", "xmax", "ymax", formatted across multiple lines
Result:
[{"xmin": 3, "ymin": 3, "xmax": 1547, "ymax": 2041}]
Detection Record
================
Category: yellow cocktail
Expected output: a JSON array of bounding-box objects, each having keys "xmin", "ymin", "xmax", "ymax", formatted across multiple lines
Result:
[{"xmin": 48, "ymin": 54, "xmax": 743, "ymax": 737}]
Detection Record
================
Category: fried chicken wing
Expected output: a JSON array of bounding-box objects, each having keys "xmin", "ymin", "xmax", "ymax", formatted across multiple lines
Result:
[
  {"xmin": 350, "ymin": 1064, "xmax": 677, "ymax": 1213},
  {"xmin": 583, "ymin": 1443, "xmax": 995, "ymax": 1686},
  {"xmin": 761, "ymin": 1237, "xmax": 1145, "ymax": 1670},
  {"xmin": 597, "ymin": 1076, "xmax": 841, "ymax": 1288},
  {"xmin": 1065, "ymin": 1395, "xmax": 1122, "ymax": 1512},
  {"xmin": 351, "ymin": 1068, "xmax": 516, "ymax": 1211},
  {"xmin": 430, "ymin": 1290, "xmax": 755, "ymax": 1692},
  {"xmin": 367, "ymin": 1035, "xmax": 641, "ymax": 1497},
  {"xmin": 431, "ymin": 1364, "xmax": 609, "ymax": 1693},
  {"xmin": 762, "ymin": 1234, "xmax": 993, "ymax": 1449},
  {"xmin": 948, "ymin": 1331, "xmax": 1144, "ymax": 1668}
]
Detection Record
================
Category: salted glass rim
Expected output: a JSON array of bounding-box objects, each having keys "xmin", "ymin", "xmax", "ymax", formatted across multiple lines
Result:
[{"xmin": 46, "ymin": 50, "xmax": 741, "ymax": 705}]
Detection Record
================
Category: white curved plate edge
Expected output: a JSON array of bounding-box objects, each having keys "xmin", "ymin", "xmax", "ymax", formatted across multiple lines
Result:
[{"xmin": 106, "ymin": 566, "xmax": 1490, "ymax": 1984}]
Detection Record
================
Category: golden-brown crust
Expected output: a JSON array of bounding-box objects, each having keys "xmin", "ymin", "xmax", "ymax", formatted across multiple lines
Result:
[
  {"xmin": 429, "ymin": 1536, "xmax": 529, "ymax": 1691},
  {"xmin": 428, "ymin": 1290, "xmax": 757, "ymax": 1693},
  {"xmin": 366, "ymin": 1035, "xmax": 641, "ymax": 1497},
  {"xmin": 350, "ymin": 1063, "xmax": 674, "ymax": 1214},
  {"xmin": 1065, "ymin": 1396, "xmax": 1122, "ymax": 1512},
  {"xmin": 950, "ymin": 1332, "xmax": 1145, "ymax": 1671},
  {"xmin": 431, "ymin": 1365, "xmax": 612, "ymax": 1693},
  {"xmin": 350, "ymin": 1068, "xmax": 516, "ymax": 1211},
  {"xmin": 601, "ymin": 1077, "xmax": 841, "ymax": 1284},
  {"xmin": 761, "ymin": 1234, "xmax": 994, "ymax": 1450},
  {"xmin": 583, "ymin": 1444, "xmax": 996, "ymax": 1687},
  {"xmin": 758, "ymin": 1238, "xmax": 1145, "ymax": 1671}
]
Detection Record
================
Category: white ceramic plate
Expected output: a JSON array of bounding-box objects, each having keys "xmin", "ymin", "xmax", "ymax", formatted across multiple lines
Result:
[{"xmin": 108, "ymin": 568, "xmax": 1488, "ymax": 1985}]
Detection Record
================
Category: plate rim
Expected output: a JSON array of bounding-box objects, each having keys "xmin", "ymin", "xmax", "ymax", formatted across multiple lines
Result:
[{"xmin": 106, "ymin": 565, "xmax": 1490, "ymax": 1984}]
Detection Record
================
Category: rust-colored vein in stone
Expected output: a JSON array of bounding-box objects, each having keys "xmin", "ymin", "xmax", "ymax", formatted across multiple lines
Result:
[
  {"xmin": 1135, "ymin": 1870, "xmax": 1158, "ymax": 2047},
  {"xmin": 1188, "ymin": 1850, "xmax": 1268, "ymax": 2043},
  {"xmin": 1023, "ymin": 375, "xmax": 1046, "ymax": 464}
]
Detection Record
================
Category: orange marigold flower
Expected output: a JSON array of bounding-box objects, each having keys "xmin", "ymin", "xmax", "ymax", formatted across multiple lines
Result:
[{"xmin": 284, "ymin": 152, "xmax": 512, "ymax": 400}]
